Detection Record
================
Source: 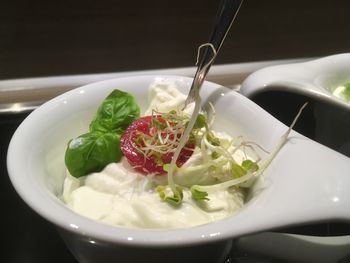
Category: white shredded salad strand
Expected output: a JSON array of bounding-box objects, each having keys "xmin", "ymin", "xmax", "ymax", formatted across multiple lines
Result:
[{"xmin": 62, "ymin": 79, "xmax": 267, "ymax": 229}]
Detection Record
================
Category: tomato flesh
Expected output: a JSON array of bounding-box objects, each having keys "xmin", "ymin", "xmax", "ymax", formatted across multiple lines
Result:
[{"xmin": 120, "ymin": 115, "xmax": 194, "ymax": 175}]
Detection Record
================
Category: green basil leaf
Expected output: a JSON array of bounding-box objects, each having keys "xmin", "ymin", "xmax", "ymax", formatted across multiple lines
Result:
[
  {"xmin": 89, "ymin": 89, "xmax": 140, "ymax": 133},
  {"xmin": 65, "ymin": 131, "xmax": 122, "ymax": 178}
]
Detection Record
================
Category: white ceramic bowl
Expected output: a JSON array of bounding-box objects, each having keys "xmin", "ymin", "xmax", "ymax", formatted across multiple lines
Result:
[
  {"xmin": 7, "ymin": 75, "xmax": 350, "ymax": 263},
  {"xmin": 241, "ymin": 53, "xmax": 350, "ymax": 156}
]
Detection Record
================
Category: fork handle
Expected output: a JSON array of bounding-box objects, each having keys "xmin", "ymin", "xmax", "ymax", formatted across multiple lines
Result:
[{"xmin": 185, "ymin": 0, "xmax": 244, "ymax": 106}]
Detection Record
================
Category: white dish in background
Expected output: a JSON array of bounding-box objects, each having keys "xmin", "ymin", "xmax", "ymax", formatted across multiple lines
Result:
[
  {"xmin": 240, "ymin": 53, "xmax": 350, "ymax": 108},
  {"xmin": 240, "ymin": 53, "xmax": 350, "ymax": 157},
  {"xmin": 6, "ymin": 75, "xmax": 350, "ymax": 263}
]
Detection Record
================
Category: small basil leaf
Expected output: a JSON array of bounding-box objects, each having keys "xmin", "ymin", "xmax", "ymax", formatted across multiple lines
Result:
[
  {"xmin": 65, "ymin": 132, "xmax": 122, "ymax": 178},
  {"xmin": 89, "ymin": 89, "xmax": 140, "ymax": 133}
]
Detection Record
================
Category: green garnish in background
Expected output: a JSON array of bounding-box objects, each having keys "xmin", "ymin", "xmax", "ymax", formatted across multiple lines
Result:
[{"xmin": 343, "ymin": 83, "xmax": 350, "ymax": 101}]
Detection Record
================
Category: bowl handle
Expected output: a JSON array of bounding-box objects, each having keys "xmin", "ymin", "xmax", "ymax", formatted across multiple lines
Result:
[
  {"xmin": 277, "ymin": 134, "xmax": 350, "ymax": 221},
  {"xmin": 244, "ymin": 133, "xmax": 350, "ymax": 232},
  {"xmin": 231, "ymin": 132, "xmax": 350, "ymax": 239}
]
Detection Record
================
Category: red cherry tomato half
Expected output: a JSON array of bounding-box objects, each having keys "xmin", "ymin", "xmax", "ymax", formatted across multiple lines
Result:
[{"xmin": 120, "ymin": 115, "xmax": 194, "ymax": 175}]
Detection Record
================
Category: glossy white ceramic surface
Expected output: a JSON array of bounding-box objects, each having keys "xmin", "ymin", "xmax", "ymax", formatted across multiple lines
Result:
[
  {"xmin": 240, "ymin": 53, "xmax": 350, "ymax": 109},
  {"xmin": 240, "ymin": 53, "xmax": 350, "ymax": 157},
  {"xmin": 7, "ymin": 75, "xmax": 350, "ymax": 263}
]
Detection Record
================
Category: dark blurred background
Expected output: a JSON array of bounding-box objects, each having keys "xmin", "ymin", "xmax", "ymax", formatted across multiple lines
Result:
[{"xmin": 1, "ymin": 0, "xmax": 350, "ymax": 80}]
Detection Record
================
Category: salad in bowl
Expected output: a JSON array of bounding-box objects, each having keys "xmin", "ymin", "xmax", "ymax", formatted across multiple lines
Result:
[{"xmin": 62, "ymin": 79, "xmax": 272, "ymax": 229}]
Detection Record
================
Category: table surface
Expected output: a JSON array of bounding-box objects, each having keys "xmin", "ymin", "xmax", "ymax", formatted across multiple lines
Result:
[{"xmin": 2, "ymin": 1, "xmax": 350, "ymax": 262}]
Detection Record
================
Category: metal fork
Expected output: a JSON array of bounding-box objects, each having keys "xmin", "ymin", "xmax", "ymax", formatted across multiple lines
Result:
[{"xmin": 184, "ymin": 0, "xmax": 244, "ymax": 106}]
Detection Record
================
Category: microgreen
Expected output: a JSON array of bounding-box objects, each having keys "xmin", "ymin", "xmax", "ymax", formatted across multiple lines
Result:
[
  {"xmin": 189, "ymin": 102, "xmax": 308, "ymax": 201},
  {"xmin": 191, "ymin": 187, "xmax": 209, "ymax": 201},
  {"xmin": 156, "ymin": 185, "xmax": 183, "ymax": 206},
  {"xmin": 131, "ymin": 109, "xmax": 203, "ymax": 173}
]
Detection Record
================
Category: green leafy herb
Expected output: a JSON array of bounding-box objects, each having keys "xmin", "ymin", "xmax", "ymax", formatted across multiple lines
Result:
[
  {"xmin": 241, "ymin": 159, "xmax": 255, "ymax": 170},
  {"xmin": 191, "ymin": 187, "xmax": 209, "ymax": 201},
  {"xmin": 231, "ymin": 159, "xmax": 258, "ymax": 178},
  {"xmin": 231, "ymin": 163, "xmax": 247, "ymax": 178},
  {"xmin": 193, "ymin": 113, "xmax": 207, "ymax": 129},
  {"xmin": 207, "ymin": 132, "xmax": 220, "ymax": 146},
  {"xmin": 343, "ymin": 83, "xmax": 350, "ymax": 101},
  {"xmin": 65, "ymin": 89, "xmax": 140, "ymax": 178},
  {"xmin": 65, "ymin": 132, "xmax": 122, "ymax": 178},
  {"xmin": 163, "ymin": 164, "xmax": 170, "ymax": 172},
  {"xmin": 211, "ymin": 151, "xmax": 220, "ymax": 159},
  {"xmin": 156, "ymin": 185, "xmax": 183, "ymax": 206},
  {"xmin": 89, "ymin": 89, "xmax": 140, "ymax": 133},
  {"xmin": 150, "ymin": 118, "xmax": 166, "ymax": 130}
]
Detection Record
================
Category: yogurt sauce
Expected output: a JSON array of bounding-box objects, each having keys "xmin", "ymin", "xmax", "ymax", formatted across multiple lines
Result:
[{"xmin": 62, "ymin": 79, "xmax": 245, "ymax": 229}]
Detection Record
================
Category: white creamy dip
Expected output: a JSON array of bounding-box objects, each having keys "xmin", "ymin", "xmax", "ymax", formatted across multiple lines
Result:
[
  {"xmin": 63, "ymin": 79, "xmax": 248, "ymax": 229},
  {"xmin": 63, "ymin": 159, "xmax": 244, "ymax": 229}
]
